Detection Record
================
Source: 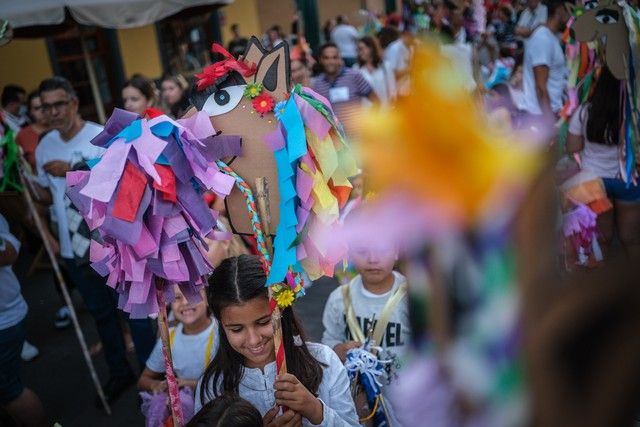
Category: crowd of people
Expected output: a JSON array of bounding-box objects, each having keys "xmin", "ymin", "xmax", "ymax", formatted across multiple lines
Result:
[{"xmin": 1, "ymin": 0, "xmax": 640, "ymax": 425}]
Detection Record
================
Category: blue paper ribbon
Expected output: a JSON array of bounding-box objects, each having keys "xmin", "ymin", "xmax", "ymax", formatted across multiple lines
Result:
[{"xmin": 266, "ymin": 95, "xmax": 307, "ymax": 285}]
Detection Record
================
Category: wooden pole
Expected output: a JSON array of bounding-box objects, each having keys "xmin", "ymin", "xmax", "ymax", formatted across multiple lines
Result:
[
  {"xmin": 155, "ymin": 279, "xmax": 184, "ymax": 427},
  {"xmin": 80, "ymin": 33, "xmax": 106, "ymax": 125},
  {"xmin": 17, "ymin": 156, "xmax": 111, "ymax": 414},
  {"xmin": 254, "ymin": 177, "xmax": 287, "ymax": 375}
]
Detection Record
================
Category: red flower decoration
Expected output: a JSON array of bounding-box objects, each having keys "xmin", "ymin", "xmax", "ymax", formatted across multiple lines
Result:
[{"xmin": 252, "ymin": 93, "xmax": 275, "ymax": 114}]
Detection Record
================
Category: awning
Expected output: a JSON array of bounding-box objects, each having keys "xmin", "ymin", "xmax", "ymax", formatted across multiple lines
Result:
[{"xmin": 0, "ymin": 0, "xmax": 232, "ymax": 29}]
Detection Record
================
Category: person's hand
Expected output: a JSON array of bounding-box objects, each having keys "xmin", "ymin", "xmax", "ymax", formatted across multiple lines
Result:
[
  {"xmin": 274, "ymin": 374, "xmax": 323, "ymax": 425},
  {"xmin": 43, "ymin": 160, "xmax": 71, "ymax": 177},
  {"xmin": 177, "ymin": 378, "xmax": 198, "ymax": 390},
  {"xmin": 151, "ymin": 380, "xmax": 167, "ymax": 393},
  {"xmin": 333, "ymin": 341, "xmax": 361, "ymax": 362},
  {"xmin": 263, "ymin": 406, "xmax": 303, "ymax": 427}
]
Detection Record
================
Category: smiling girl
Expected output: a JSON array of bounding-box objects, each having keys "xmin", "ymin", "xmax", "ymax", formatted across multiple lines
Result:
[
  {"xmin": 138, "ymin": 285, "xmax": 218, "ymax": 424},
  {"xmin": 196, "ymin": 255, "xmax": 359, "ymax": 427}
]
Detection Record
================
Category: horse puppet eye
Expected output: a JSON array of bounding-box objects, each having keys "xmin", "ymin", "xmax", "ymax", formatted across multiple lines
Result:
[
  {"xmin": 202, "ymin": 84, "xmax": 246, "ymax": 116},
  {"xmin": 595, "ymin": 8, "xmax": 619, "ymax": 23},
  {"xmin": 584, "ymin": 1, "xmax": 598, "ymax": 10}
]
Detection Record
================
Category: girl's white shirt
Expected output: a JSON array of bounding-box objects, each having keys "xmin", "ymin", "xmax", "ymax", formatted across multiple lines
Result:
[{"xmin": 195, "ymin": 342, "xmax": 359, "ymax": 426}]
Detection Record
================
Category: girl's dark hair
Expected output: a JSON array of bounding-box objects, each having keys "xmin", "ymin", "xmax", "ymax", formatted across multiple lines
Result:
[
  {"xmin": 586, "ymin": 66, "xmax": 622, "ymax": 146},
  {"xmin": 123, "ymin": 74, "xmax": 157, "ymax": 104},
  {"xmin": 186, "ymin": 395, "xmax": 262, "ymax": 427},
  {"xmin": 357, "ymin": 36, "xmax": 383, "ymax": 68},
  {"xmin": 200, "ymin": 255, "xmax": 324, "ymax": 404}
]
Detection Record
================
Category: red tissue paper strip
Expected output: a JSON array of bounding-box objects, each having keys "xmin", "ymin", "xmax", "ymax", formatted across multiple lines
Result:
[
  {"xmin": 113, "ymin": 161, "xmax": 148, "ymax": 222},
  {"xmin": 153, "ymin": 164, "xmax": 177, "ymax": 203}
]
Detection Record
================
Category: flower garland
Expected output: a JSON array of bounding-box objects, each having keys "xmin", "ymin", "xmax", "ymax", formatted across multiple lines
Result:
[{"xmin": 240, "ymin": 81, "xmax": 291, "ymax": 119}]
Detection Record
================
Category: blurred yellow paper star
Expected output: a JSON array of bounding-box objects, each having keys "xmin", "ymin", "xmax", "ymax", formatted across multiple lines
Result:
[{"xmin": 358, "ymin": 44, "xmax": 539, "ymax": 224}]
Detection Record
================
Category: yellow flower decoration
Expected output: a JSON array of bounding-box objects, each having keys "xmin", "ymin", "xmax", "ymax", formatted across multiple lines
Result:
[
  {"xmin": 358, "ymin": 43, "xmax": 539, "ymax": 224},
  {"xmin": 273, "ymin": 288, "xmax": 295, "ymax": 308},
  {"xmin": 244, "ymin": 83, "xmax": 263, "ymax": 99}
]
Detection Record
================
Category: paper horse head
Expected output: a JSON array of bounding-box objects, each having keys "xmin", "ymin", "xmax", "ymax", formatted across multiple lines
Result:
[
  {"xmin": 190, "ymin": 37, "xmax": 291, "ymax": 235},
  {"xmin": 570, "ymin": 0, "xmax": 629, "ymax": 80}
]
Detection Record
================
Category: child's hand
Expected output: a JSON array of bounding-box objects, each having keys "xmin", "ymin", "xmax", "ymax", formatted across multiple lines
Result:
[
  {"xmin": 274, "ymin": 374, "xmax": 323, "ymax": 425},
  {"xmin": 263, "ymin": 406, "xmax": 303, "ymax": 427},
  {"xmin": 333, "ymin": 341, "xmax": 361, "ymax": 362},
  {"xmin": 176, "ymin": 378, "xmax": 198, "ymax": 390},
  {"xmin": 151, "ymin": 380, "xmax": 167, "ymax": 393}
]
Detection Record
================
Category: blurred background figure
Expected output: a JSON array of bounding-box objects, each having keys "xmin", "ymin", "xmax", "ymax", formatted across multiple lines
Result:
[
  {"xmin": 121, "ymin": 74, "xmax": 158, "ymax": 118},
  {"xmin": 265, "ymin": 25, "xmax": 285, "ymax": 50},
  {"xmin": 312, "ymin": 42, "xmax": 376, "ymax": 136},
  {"xmin": 354, "ymin": 36, "xmax": 396, "ymax": 106},
  {"xmin": 160, "ymin": 74, "xmax": 191, "ymax": 119},
  {"xmin": 170, "ymin": 42, "xmax": 201, "ymax": 73},
  {"xmin": 16, "ymin": 91, "xmax": 49, "ymax": 171},
  {"xmin": 1, "ymin": 85, "xmax": 27, "ymax": 133},
  {"xmin": 331, "ymin": 15, "xmax": 360, "ymax": 67},
  {"xmin": 227, "ymin": 23, "xmax": 248, "ymax": 58}
]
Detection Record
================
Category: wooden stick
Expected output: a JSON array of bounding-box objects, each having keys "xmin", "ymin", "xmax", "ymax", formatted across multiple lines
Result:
[
  {"xmin": 16, "ymin": 157, "xmax": 111, "ymax": 414},
  {"xmin": 254, "ymin": 177, "xmax": 287, "ymax": 375},
  {"xmin": 155, "ymin": 280, "xmax": 184, "ymax": 427}
]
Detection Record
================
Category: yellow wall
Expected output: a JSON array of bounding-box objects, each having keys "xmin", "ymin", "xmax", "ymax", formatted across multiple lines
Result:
[
  {"xmin": 0, "ymin": 39, "xmax": 53, "ymax": 92},
  {"xmin": 221, "ymin": 0, "xmax": 261, "ymax": 44},
  {"xmin": 117, "ymin": 25, "xmax": 163, "ymax": 79}
]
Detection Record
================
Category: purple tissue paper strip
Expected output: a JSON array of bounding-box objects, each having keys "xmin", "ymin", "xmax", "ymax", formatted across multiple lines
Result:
[
  {"xmin": 91, "ymin": 108, "xmax": 139, "ymax": 147},
  {"xmin": 204, "ymin": 134, "xmax": 243, "ymax": 160}
]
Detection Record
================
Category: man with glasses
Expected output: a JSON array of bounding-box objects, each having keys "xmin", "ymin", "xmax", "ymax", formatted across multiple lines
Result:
[{"xmin": 31, "ymin": 77, "xmax": 138, "ymax": 407}]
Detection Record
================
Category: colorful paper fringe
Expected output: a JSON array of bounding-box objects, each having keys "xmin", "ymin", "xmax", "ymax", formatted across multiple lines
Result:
[
  {"xmin": 216, "ymin": 160, "xmax": 306, "ymax": 307},
  {"xmin": 66, "ymin": 108, "xmax": 236, "ymax": 317},
  {"xmin": 263, "ymin": 83, "xmax": 358, "ymax": 286},
  {"xmin": 563, "ymin": 203, "xmax": 603, "ymax": 266}
]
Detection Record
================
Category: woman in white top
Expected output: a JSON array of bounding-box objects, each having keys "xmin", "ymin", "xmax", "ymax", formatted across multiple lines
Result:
[
  {"xmin": 353, "ymin": 36, "xmax": 396, "ymax": 106},
  {"xmin": 567, "ymin": 65, "xmax": 640, "ymax": 259},
  {"xmin": 196, "ymin": 255, "xmax": 359, "ymax": 427}
]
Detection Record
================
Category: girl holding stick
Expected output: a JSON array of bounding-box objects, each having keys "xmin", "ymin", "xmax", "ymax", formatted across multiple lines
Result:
[{"xmin": 195, "ymin": 255, "xmax": 359, "ymax": 427}]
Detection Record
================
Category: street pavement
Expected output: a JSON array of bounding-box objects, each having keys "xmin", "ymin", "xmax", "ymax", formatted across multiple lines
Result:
[{"xmin": 15, "ymin": 247, "xmax": 338, "ymax": 426}]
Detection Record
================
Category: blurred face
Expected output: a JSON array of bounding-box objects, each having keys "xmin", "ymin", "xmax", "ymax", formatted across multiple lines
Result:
[
  {"xmin": 320, "ymin": 47, "xmax": 342, "ymax": 76},
  {"xmin": 171, "ymin": 286, "xmax": 209, "ymax": 329},
  {"xmin": 290, "ymin": 59, "xmax": 308, "ymax": 85},
  {"xmin": 527, "ymin": 0, "xmax": 540, "ymax": 10},
  {"xmin": 29, "ymin": 96, "xmax": 47, "ymax": 126},
  {"xmin": 357, "ymin": 42, "xmax": 373, "ymax": 63},
  {"xmin": 220, "ymin": 297, "xmax": 275, "ymax": 369},
  {"xmin": 122, "ymin": 86, "xmax": 152, "ymax": 116},
  {"xmin": 556, "ymin": 5, "xmax": 570, "ymax": 31},
  {"xmin": 351, "ymin": 245, "xmax": 397, "ymax": 286},
  {"xmin": 40, "ymin": 89, "xmax": 78, "ymax": 133},
  {"xmin": 161, "ymin": 80, "xmax": 184, "ymax": 106}
]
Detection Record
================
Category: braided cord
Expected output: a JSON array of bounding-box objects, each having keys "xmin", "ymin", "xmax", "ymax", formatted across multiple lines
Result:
[{"xmin": 216, "ymin": 160, "xmax": 272, "ymax": 273}]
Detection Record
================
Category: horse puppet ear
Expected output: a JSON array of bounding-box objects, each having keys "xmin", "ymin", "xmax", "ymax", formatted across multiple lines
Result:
[
  {"xmin": 253, "ymin": 41, "xmax": 291, "ymax": 97},
  {"xmin": 565, "ymin": 1, "xmax": 576, "ymax": 15}
]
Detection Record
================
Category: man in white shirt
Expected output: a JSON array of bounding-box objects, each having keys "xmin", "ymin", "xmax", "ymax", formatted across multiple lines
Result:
[
  {"xmin": 515, "ymin": 0, "xmax": 548, "ymax": 39},
  {"xmin": 384, "ymin": 30, "xmax": 413, "ymax": 96},
  {"xmin": 331, "ymin": 15, "xmax": 360, "ymax": 67},
  {"xmin": 521, "ymin": 0, "xmax": 569, "ymax": 121},
  {"xmin": 32, "ymin": 77, "xmax": 137, "ymax": 406}
]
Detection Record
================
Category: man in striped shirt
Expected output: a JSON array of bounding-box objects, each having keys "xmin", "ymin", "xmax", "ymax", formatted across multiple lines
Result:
[{"xmin": 312, "ymin": 42, "xmax": 377, "ymax": 136}]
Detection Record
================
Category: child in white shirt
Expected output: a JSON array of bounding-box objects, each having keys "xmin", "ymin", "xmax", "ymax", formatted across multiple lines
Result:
[{"xmin": 322, "ymin": 244, "xmax": 410, "ymax": 426}]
